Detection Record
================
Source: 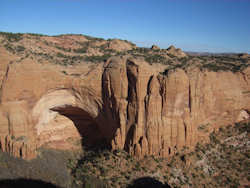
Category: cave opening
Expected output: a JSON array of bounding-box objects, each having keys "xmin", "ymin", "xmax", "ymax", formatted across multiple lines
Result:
[{"xmin": 50, "ymin": 105, "xmax": 110, "ymax": 151}]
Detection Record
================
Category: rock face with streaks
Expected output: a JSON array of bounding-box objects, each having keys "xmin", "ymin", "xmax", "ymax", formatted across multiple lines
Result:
[
  {"xmin": 0, "ymin": 45, "xmax": 250, "ymax": 160},
  {"xmin": 102, "ymin": 57, "xmax": 250, "ymax": 158}
]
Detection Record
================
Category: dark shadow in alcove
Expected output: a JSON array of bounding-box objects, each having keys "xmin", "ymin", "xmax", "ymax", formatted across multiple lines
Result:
[
  {"xmin": 0, "ymin": 178, "xmax": 62, "ymax": 188},
  {"xmin": 127, "ymin": 177, "xmax": 171, "ymax": 188},
  {"xmin": 50, "ymin": 105, "xmax": 111, "ymax": 151}
]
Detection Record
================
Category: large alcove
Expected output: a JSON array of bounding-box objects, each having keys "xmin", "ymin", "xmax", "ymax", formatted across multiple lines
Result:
[
  {"xmin": 32, "ymin": 89, "xmax": 109, "ymax": 151},
  {"xmin": 50, "ymin": 105, "xmax": 107, "ymax": 149}
]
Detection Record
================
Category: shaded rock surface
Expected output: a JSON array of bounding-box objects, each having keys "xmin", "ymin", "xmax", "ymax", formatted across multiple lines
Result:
[{"xmin": 0, "ymin": 149, "xmax": 73, "ymax": 187}]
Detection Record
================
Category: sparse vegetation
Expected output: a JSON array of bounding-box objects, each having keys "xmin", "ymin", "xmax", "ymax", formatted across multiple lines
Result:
[
  {"xmin": 161, "ymin": 55, "xmax": 250, "ymax": 75},
  {"xmin": 145, "ymin": 54, "xmax": 169, "ymax": 64},
  {"xmin": 55, "ymin": 46, "xmax": 72, "ymax": 52},
  {"xmin": 0, "ymin": 32, "xmax": 23, "ymax": 42},
  {"xmin": 16, "ymin": 45, "xmax": 26, "ymax": 52},
  {"xmin": 0, "ymin": 32, "xmax": 249, "ymax": 72},
  {"xmin": 84, "ymin": 54, "xmax": 112, "ymax": 62},
  {"xmin": 73, "ymin": 47, "xmax": 88, "ymax": 53},
  {"xmin": 84, "ymin": 35, "xmax": 105, "ymax": 42},
  {"xmin": 4, "ymin": 43, "xmax": 16, "ymax": 54},
  {"xmin": 67, "ymin": 121, "xmax": 249, "ymax": 188}
]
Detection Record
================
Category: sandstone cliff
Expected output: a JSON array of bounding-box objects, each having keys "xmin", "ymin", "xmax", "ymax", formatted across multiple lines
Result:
[{"xmin": 0, "ymin": 33, "xmax": 249, "ymax": 159}]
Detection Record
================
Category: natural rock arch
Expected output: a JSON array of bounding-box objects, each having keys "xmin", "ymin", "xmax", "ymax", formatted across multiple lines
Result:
[{"xmin": 32, "ymin": 88, "xmax": 109, "ymax": 150}]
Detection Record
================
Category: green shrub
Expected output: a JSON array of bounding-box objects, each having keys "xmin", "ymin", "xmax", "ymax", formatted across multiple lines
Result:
[
  {"xmin": 55, "ymin": 46, "xmax": 71, "ymax": 52},
  {"xmin": 145, "ymin": 54, "xmax": 166, "ymax": 64},
  {"xmin": 83, "ymin": 175, "xmax": 109, "ymax": 188},
  {"xmin": 128, "ymin": 47, "xmax": 151, "ymax": 54},
  {"xmin": 16, "ymin": 45, "xmax": 26, "ymax": 52},
  {"xmin": 84, "ymin": 35, "xmax": 104, "ymax": 41},
  {"xmin": 56, "ymin": 52, "xmax": 67, "ymax": 58},
  {"xmin": 73, "ymin": 47, "xmax": 88, "ymax": 53},
  {"xmin": 202, "ymin": 63, "xmax": 229, "ymax": 72},
  {"xmin": 4, "ymin": 43, "xmax": 15, "ymax": 53},
  {"xmin": 84, "ymin": 54, "xmax": 111, "ymax": 62}
]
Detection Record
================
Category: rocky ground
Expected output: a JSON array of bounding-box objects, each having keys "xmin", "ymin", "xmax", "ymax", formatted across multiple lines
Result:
[{"xmin": 0, "ymin": 121, "xmax": 249, "ymax": 188}]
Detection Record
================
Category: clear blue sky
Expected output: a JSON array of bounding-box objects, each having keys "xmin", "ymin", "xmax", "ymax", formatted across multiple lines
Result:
[{"xmin": 0, "ymin": 0, "xmax": 250, "ymax": 53}]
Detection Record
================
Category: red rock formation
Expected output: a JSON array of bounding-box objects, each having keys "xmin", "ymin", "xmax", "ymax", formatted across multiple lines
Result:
[{"xmin": 0, "ymin": 49, "xmax": 249, "ymax": 159}]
